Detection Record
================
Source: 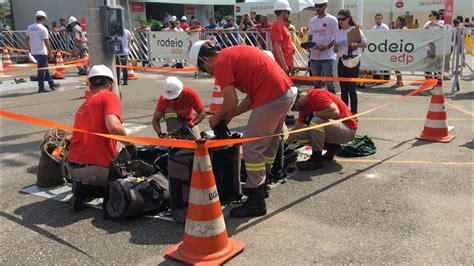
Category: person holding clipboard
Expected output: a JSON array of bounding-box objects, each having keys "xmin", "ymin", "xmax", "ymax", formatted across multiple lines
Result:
[{"xmin": 333, "ymin": 9, "xmax": 367, "ymax": 115}]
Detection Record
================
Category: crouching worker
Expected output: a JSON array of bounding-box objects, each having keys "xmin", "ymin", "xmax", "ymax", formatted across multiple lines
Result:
[
  {"xmin": 287, "ymin": 88, "xmax": 358, "ymax": 171},
  {"xmin": 67, "ymin": 65, "xmax": 137, "ymax": 211},
  {"xmin": 152, "ymin": 77, "xmax": 205, "ymax": 139}
]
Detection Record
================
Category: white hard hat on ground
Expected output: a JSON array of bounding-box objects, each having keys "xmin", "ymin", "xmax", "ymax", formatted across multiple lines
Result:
[
  {"xmin": 273, "ymin": 0, "xmax": 292, "ymax": 11},
  {"xmin": 88, "ymin": 65, "xmax": 114, "ymax": 81},
  {"xmin": 189, "ymin": 40, "xmax": 212, "ymax": 70},
  {"xmin": 181, "ymin": 16, "xmax": 187, "ymax": 21},
  {"xmin": 68, "ymin": 16, "xmax": 77, "ymax": 24},
  {"xmin": 313, "ymin": 0, "xmax": 328, "ymax": 4},
  {"xmin": 163, "ymin": 77, "xmax": 183, "ymax": 100},
  {"xmin": 35, "ymin": 11, "xmax": 47, "ymax": 18}
]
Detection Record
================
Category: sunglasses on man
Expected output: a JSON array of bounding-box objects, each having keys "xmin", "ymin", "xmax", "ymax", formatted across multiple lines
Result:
[{"xmin": 314, "ymin": 4, "xmax": 325, "ymax": 8}]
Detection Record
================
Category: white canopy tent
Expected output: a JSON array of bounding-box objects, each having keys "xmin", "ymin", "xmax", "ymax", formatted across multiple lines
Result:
[{"xmin": 235, "ymin": 0, "xmax": 314, "ymax": 16}]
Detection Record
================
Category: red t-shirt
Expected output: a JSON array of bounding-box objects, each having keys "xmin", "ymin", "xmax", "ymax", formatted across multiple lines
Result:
[
  {"xmin": 180, "ymin": 23, "xmax": 189, "ymax": 30},
  {"xmin": 68, "ymin": 90, "xmax": 122, "ymax": 167},
  {"xmin": 156, "ymin": 86, "xmax": 204, "ymax": 120},
  {"xmin": 213, "ymin": 45, "xmax": 293, "ymax": 109},
  {"xmin": 297, "ymin": 89, "xmax": 358, "ymax": 130},
  {"xmin": 270, "ymin": 20, "xmax": 294, "ymax": 68}
]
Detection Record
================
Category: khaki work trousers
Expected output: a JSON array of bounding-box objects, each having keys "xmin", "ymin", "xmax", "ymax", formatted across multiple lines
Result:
[
  {"xmin": 294, "ymin": 116, "xmax": 356, "ymax": 151},
  {"xmin": 243, "ymin": 87, "xmax": 297, "ymax": 188}
]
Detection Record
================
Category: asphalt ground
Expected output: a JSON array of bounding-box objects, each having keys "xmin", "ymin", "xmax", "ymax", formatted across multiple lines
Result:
[{"xmin": 0, "ymin": 63, "xmax": 472, "ymax": 264}]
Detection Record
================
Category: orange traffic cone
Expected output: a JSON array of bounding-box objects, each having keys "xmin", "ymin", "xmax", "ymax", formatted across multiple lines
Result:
[
  {"xmin": 206, "ymin": 82, "xmax": 223, "ymax": 114},
  {"xmin": 3, "ymin": 49, "xmax": 12, "ymax": 67},
  {"xmin": 166, "ymin": 139, "xmax": 245, "ymax": 265},
  {"xmin": 55, "ymin": 52, "xmax": 67, "ymax": 73},
  {"xmin": 81, "ymin": 79, "xmax": 92, "ymax": 99},
  {"xmin": 416, "ymin": 80, "xmax": 455, "ymax": 142},
  {"xmin": 52, "ymin": 70, "xmax": 64, "ymax": 79},
  {"xmin": 127, "ymin": 62, "xmax": 138, "ymax": 80}
]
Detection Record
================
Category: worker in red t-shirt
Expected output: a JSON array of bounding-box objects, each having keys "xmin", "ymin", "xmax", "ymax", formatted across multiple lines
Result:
[
  {"xmin": 67, "ymin": 65, "xmax": 137, "ymax": 211},
  {"xmin": 287, "ymin": 89, "xmax": 358, "ymax": 171},
  {"xmin": 271, "ymin": 0, "xmax": 294, "ymax": 74},
  {"xmin": 189, "ymin": 40, "xmax": 297, "ymax": 218},
  {"xmin": 152, "ymin": 76, "xmax": 205, "ymax": 139}
]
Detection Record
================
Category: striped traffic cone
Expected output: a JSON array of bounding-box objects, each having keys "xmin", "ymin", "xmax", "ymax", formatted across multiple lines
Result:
[
  {"xmin": 165, "ymin": 139, "xmax": 245, "ymax": 265},
  {"xmin": 127, "ymin": 62, "xmax": 138, "ymax": 80},
  {"xmin": 206, "ymin": 82, "xmax": 223, "ymax": 114},
  {"xmin": 55, "ymin": 52, "xmax": 67, "ymax": 73},
  {"xmin": 416, "ymin": 80, "xmax": 455, "ymax": 142},
  {"xmin": 81, "ymin": 79, "xmax": 92, "ymax": 99},
  {"xmin": 3, "ymin": 49, "xmax": 12, "ymax": 67}
]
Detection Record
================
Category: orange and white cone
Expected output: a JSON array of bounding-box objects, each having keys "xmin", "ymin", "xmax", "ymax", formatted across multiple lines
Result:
[
  {"xmin": 55, "ymin": 52, "xmax": 67, "ymax": 73},
  {"xmin": 3, "ymin": 49, "xmax": 12, "ymax": 67},
  {"xmin": 81, "ymin": 79, "xmax": 92, "ymax": 99},
  {"xmin": 416, "ymin": 80, "xmax": 455, "ymax": 142},
  {"xmin": 127, "ymin": 62, "xmax": 138, "ymax": 80},
  {"xmin": 206, "ymin": 82, "xmax": 223, "ymax": 114},
  {"xmin": 166, "ymin": 139, "xmax": 245, "ymax": 265}
]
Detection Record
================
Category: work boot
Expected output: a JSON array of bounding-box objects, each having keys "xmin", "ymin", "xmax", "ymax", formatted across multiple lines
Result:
[
  {"xmin": 297, "ymin": 150, "xmax": 324, "ymax": 171},
  {"xmin": 230, "ymin": 184, "xmax": 267, "ymax": 218},
  {"xmin": 243, "ymin": 180, "xmax": 270, "ymax": 199},
  {"xmin": 49, "ymin": 82, "xmax": 60, "ymax": 91},
  {"xmin": 323, "ymin": 143, "xmax": 342, "ymax": 161},
  {"xmin": 70, "ymin": 181, "xmax": 105, "ymax": 212}
]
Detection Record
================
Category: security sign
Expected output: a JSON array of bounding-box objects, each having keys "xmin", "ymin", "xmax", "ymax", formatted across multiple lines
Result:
[{"xmin": 148, "ymin": 32, "xmax": 200, "ymax": 60}]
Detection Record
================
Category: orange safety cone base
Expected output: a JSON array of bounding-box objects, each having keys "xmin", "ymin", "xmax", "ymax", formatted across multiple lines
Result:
[
  {"xmin": 416, "ymin": 131, "xmax": 455, "ymax": 143},
  {"xmin": 166, "ymin": 238, "xmax": 244, "ymax": 265},
  {"xmin": 127, "ymin": 75, "xmax": 138, "ymax": 80},
  {"xmin": 81, "ymin": 90, "xmax": 92, "ymax": 99}
]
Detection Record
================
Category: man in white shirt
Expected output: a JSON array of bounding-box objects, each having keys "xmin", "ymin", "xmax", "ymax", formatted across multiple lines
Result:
[
  {"xmin": 115, "ymin": 28, "xmax": 132, "ymax": 85},
  {"xmin": 25, "ymin": 10, "xmax": 60, "ymax": 93},
  {"xmin": 372, "ymin": 13, "xmax": 389, "ymax": 31},
  {"xmin": 307, "ymin": 0, "xmax": 338, "ymax": 94}
]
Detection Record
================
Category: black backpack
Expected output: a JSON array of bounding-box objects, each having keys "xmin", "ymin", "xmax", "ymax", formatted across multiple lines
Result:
[{"xmin": 103, "ymin": 173, "xmax": 169, "ymax": 221}]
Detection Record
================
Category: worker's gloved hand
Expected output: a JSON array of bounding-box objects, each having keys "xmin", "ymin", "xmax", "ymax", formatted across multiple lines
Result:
[
  {"xmin": 304, "ymin": 113, "xmax": 314, "ymax": 125},
  {"xmin": 157, "ymin": 132, "xmax": 167, "ymax": 138},
  {"xmin": 178, "ymin": 125, "xmax": 192, "ymax": 136},
  {"xmin": 125, "ymin": 143, "xmax": 138, "ymax": 159}
]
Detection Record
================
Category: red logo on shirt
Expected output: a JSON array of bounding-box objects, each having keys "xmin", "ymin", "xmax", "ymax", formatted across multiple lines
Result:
[{"xmin": 323, "ymin": 23, "xmax": 327, "ymax": 27}]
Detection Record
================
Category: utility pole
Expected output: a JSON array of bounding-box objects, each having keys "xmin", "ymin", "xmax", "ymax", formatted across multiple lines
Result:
[{"xmin": 85, "ymin": 0, "xmax": 120, "ymax": 96}]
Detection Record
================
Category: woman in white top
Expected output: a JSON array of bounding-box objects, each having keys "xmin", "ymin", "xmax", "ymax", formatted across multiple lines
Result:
[
  {"xmin": 333, "ymin": 9, "xmax": 367, "ymax": 115},
  {"xmin": 392, "ymin": 15, "xmax": 408, "ymax": 88},
  {"xmin": 423, "ymin": 11, "xmax": 443, "ymax": 81}
]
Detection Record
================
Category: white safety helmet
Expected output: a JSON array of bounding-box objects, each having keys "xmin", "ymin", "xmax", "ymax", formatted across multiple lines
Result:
[
  {"xmin": 181, "ymin": 16, "xmax": 187, "ymax": 21},
  {"xmin": 88, "ymin": 65, "xmax": 114, "ymax": 81},
  {"xmin": 341, "ymin": 54, "xmax": 361, "ymax": 68},
  {"xmin": 189, "ymin": 40, "xmax": 213, "ymax": 70},
  {"xmin": 163, "ymin": 77, "xmax": 183, "ymax": 100},
  {"xmin": 35, "ymin": 10, "xmax": 47, "ymax": 18},
  {"xmin": 68, "ymin": 16, "xmax": 78, "ymax": 25},
  {"xmin": 313, "ymin": 0, "xmax": 328, "ymax": 4},
  {"xmin": 273, "ymin": 0, "xmax": 292, "ymax": 12},
  {"xmin": 170, "ymin": 16, "xmax": 177, "ymax": 22}
]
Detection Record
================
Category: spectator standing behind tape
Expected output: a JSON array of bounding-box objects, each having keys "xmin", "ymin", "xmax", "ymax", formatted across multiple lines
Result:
[
  {"xmin": 371, "ymin": 13, "xmax": 390, "ymax": 85},
  {"xmin": 271, "ymin": 0, "xmax": 294, "ymax": 74},
  {"xmin": 115, "ymin": 28, "xmax": 132, "ymax": 86},
  {"xmin": 249, "ymin": 15, "xmax": 272, "ymax": 49},
  {"xmin": 186, "ymin": 19, "xmax": 203, "ymax": 34},
  {"xmin": 423, "ymin": 10, "xmax": 444, "ymax": 81},
  {"xmin": 180, "ymin": 16, "xmax": 189, "ymax": 31},
  {"xmin": 190, "ymin": 41, "xmax": 297, "ymax": 218},
  {"xmin": 307, "ymin": 0, "xmax": 338, "ymax": 94},
  {"xmin": 392, "ymin": 16, "xmax": 408, "ymax": 88},
  {"xmin": 162, "ymin": 17, "xmax": 183, "ymax": 68},
  {"xmin": 221, "ymin": 16, "xmax": 240, "ymax": 46},
  {"xmin": 68, "ymin": 16, "xmax": 88, "ymax": 76},
  {"xmin": 204, "ymin": 18, "xmax": 224, "ymax": 48},
  {"xmin": 333, "ymin": 9, "xmax": 368, "ymax": 115},
  {"xmin": 25, "ymin": 11, "xmax": 60, "ymax": 93},
  {"xmin": 135, "ymin": 21, "xmax": 150, "ymax": 67},
  {"xmin": 152, "ymin": 77, "xmax": 206, "ymax": 140},
  {"xmin": 67, "ymin": 65, "xmax": 137, "ymax": 212},
  {"xmin": 239, "ymin": 13, "xmax": 257, "ymax": 46}
]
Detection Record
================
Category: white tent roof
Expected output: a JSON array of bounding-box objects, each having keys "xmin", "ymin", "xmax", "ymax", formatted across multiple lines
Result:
[
  {"xmin": 139, "ymin": 0, "xmax": 235, "ymax": 4},
  {"xmin": 235, "ymin": 0, "xmax": 313, "ymax": 15}
]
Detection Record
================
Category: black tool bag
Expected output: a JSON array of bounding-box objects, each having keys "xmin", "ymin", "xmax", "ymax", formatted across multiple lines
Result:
[
  {"xmin": 136, "ymin": 145, "xmax": 169, "ymax": 176},
  {"xmin": 108, "ymin": 149, "xmax": 157, "ymax": 182},
  {"xmin": 167, "ymin": 148, "xmax": 194, "ymax": 224},
  {"xmin": 103, "ymin": 173, "xmax": 169, "ymax": 221}
]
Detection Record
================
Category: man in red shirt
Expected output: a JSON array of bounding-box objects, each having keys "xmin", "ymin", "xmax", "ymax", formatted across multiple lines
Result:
[
  {"xmin": 271, "ymin": 0, "xmax": 294, "ymax": 74},
  {"xmin": 179, "ymin": 16, "xmax": 189, "ymax": 31},
  {"xmin": 287, "ymin": 89, "xmax": 358, "ymax": 171},
  {"xmin": 152, "ymin": 76, "xmax": 205, "ymax": 139},
  {"xmin": 189, "ymin": 41, "xmax": 297, "ymax": 218},
  {"xmin": 67, "ymin": 65, "xmax": 136, "ymax": 211}
]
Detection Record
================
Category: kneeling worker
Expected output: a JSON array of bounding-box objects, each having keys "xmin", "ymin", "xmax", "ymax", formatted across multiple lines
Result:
[
  {"xmin": 152, "ymin": 77, "xmax": 205, "ymax": 139},
  {"xmin": 67, "ymin": 65, "xmax": 137, "ymax": 211},
  {"xmin": 287, "ymin": 88, "xmax": 358, "ymax": 171}
]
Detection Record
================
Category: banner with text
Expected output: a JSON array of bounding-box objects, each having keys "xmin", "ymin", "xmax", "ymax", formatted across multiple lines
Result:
[
  {"xmin": 361, "ymin": 29, "xmax": 452, "ymax": 72},
  {"xmin": 148, "ymin": 32, "xmax": 200, "ymax": 60}
]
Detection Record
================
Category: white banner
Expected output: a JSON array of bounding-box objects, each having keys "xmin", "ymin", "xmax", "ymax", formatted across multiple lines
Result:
[
  {"xmin": 360, "ymin": 29, "xmax": 452, "ymax": 72},
  {"xmin": 148, "ymin": 32, "xmax": 200, "ymax": 60}
]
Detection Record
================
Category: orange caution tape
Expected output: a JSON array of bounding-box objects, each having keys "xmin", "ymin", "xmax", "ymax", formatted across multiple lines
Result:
[
  {"xmin": 116, "ymin": 64, "xmax": 196, "ymax": 73},
  {"xmin": 0, "ymin": 79, "xmax": 437, "ymax": 150}
]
